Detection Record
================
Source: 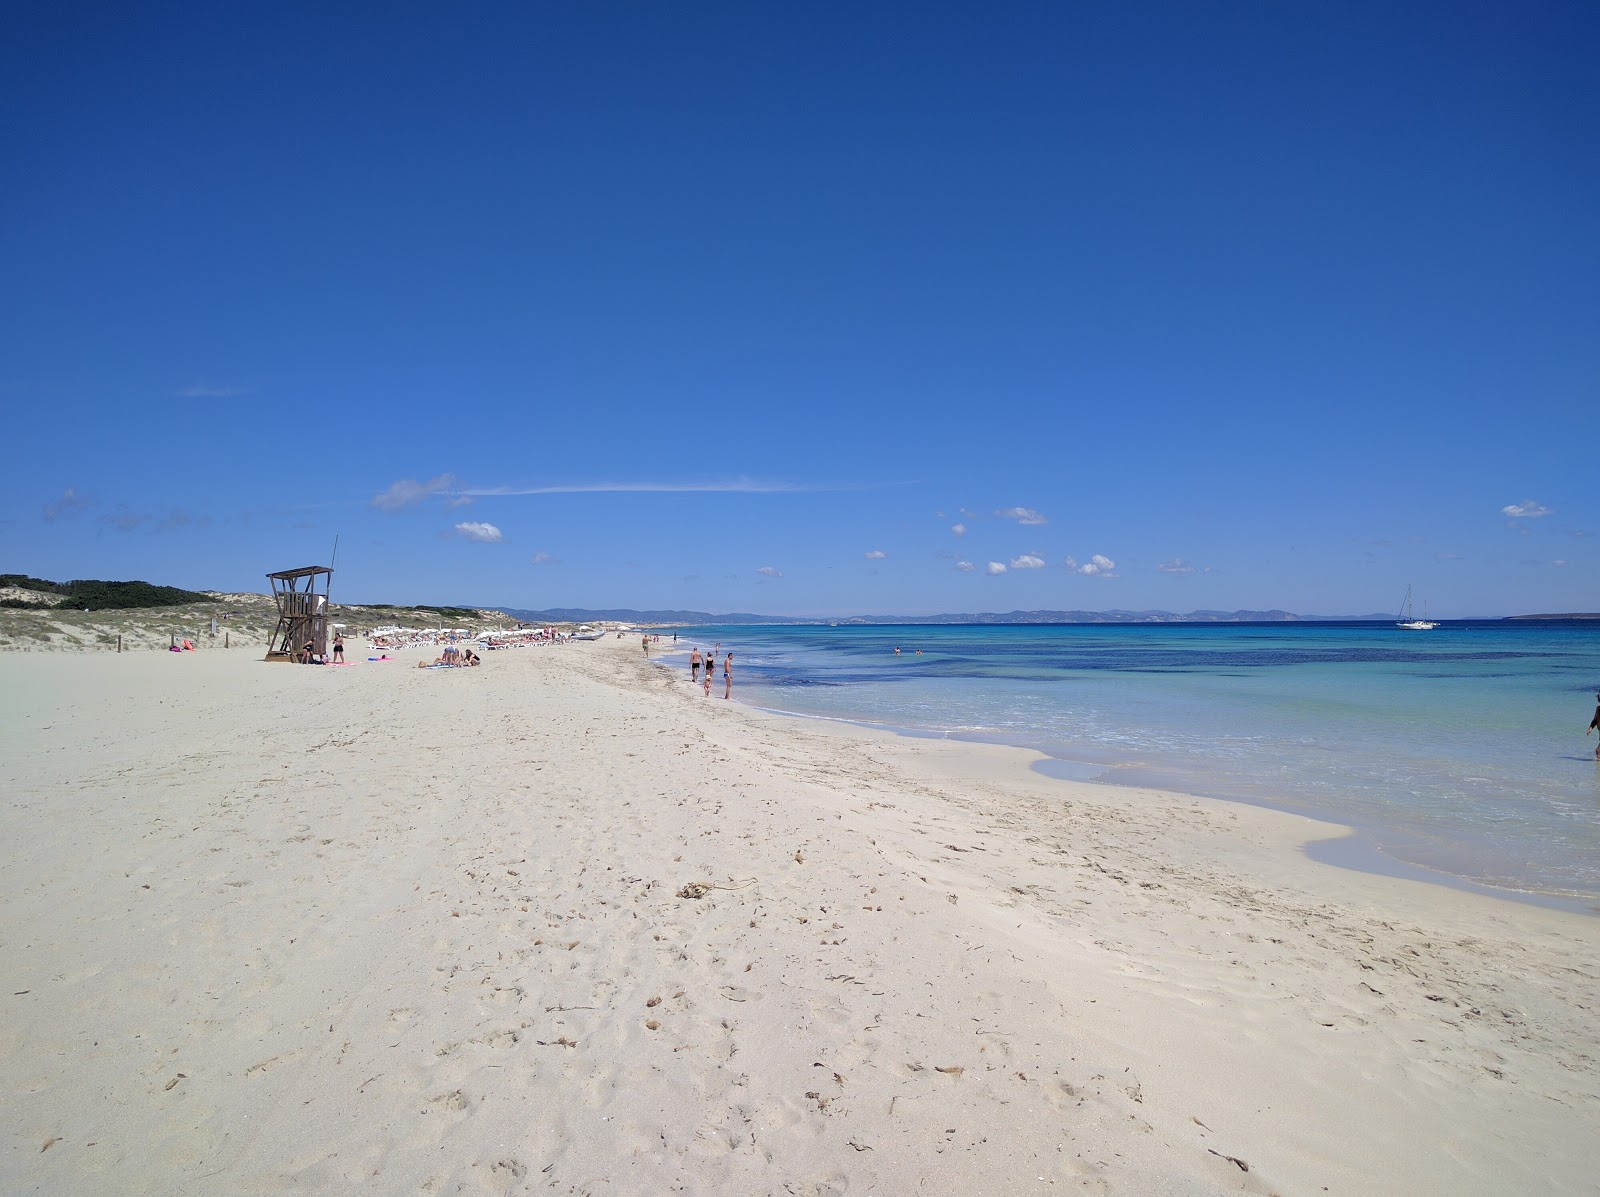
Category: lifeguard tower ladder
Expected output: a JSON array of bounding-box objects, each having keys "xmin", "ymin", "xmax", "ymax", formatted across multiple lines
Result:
[{"xmin": 266, "ymin": 565, "xmax": 332, "ymax": 662}]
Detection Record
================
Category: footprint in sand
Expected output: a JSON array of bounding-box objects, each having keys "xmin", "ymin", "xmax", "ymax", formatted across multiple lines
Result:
[
  {"xmin": 427, "ymin": 1089, "xmax": 469, "ymax": 1111},
  {"xmin": 485, "ymin": 1158, "xmax": 527, "ymax": 1195}
]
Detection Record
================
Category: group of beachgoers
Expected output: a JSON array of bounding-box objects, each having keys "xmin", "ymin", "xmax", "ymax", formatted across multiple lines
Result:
[
  {"xmin": 296, "ymin": 632, "xmax": 346, "ymax": 665},
  {"xmin": 366, "ymin": 627, "xmax": 475, "ymax": 651},
  {"xmin": 478, "ymin": 627, "xmax": 564, "ymax": 650},
  {"xmin": 688, "ymin": 645, "xmax": 733, "ymax": 699},
  {"xmin": 422, "ymin": 642, "xmax": 480, "ymax": 668}
]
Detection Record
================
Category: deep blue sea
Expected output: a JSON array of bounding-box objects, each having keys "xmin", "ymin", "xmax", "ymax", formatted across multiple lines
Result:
[{"xmin": 666, "ymin": 622, "xmax": 1600, "ymax": 905}]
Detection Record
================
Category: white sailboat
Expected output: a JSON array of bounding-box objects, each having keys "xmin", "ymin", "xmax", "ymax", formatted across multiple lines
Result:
[{"xmin": 1396, "ymin": 585, "xmax": 1437, "ymax": 630}]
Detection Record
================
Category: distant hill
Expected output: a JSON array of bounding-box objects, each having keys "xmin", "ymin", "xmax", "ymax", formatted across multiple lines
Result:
[{"xmin": 498, "ymin": 606, "xmax": 1312, "ymax": 626}]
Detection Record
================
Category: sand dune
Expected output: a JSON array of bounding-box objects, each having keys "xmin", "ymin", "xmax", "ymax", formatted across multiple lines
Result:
[{"xmin": 2, "ymin": 637, "xmax": 1595, "ymax": 1195}]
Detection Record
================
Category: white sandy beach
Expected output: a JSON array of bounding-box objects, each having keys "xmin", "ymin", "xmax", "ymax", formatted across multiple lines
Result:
[{"xmin": 2, "ymin": 636, "xmax": 1596, "ymax": 1196}]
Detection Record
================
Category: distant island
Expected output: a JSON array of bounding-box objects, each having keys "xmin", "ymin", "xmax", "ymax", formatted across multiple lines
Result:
[
  {"xmin": 10, "ymin": 574, "xmax": 1590, "ymax": 627},
  {"xmin": 500, "ymin": 606, "xmax": 1394, "ymax": 626},
  {"xmin": 1502, "ymin": 612, "xmax": 1600, "ymax": 620}
]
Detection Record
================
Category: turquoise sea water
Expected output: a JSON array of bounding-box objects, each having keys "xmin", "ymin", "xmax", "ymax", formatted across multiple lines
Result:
[{"xmin": 668, "ymin": 622, "xmax": 1600, "ymax": 904}]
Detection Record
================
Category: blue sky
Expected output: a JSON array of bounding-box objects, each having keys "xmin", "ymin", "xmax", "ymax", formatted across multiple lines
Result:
[{"xmin": 3, "ymin": 2, "xmax": 1595, "ymax": 618}]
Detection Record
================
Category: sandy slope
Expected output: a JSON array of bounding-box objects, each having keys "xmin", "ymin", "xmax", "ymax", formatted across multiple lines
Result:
[{"xmin": 1, "ymin": 638, "xmax": 1595, "ymax": 1195}]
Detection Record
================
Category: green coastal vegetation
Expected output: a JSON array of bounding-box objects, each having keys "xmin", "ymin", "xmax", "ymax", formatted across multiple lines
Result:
[{"xmin": 0, "ymin": 574, "xmax": 217, "ymax": 610}]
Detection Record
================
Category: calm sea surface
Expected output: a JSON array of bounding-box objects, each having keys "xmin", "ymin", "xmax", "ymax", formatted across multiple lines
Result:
[{"xmin": 667, "ymin": 622, "xmax": 1600, "ymax": 904}]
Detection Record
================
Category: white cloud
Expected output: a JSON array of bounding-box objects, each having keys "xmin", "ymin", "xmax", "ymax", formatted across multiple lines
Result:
[
  {"xmin": 1501, "ymin": 499, "xmax": 1552, "ymax": 518},
  {"xmin": 955, "ymin": 560, "xmax": 975, "ymax": 572},
  {"xmin": 454, "ymin": 521, "xmax": 502, "ymax": 543},
  {"xmin": 864, "ymin": 549, "xmax": 887, "ymax": 560},
  {"xmin": 951, "ymin": 523, "xmax": 967, "ymax": 536},
  {"xmin": 42, "ymin": 488, "xmax": 91, "ymax": 521},
  {"xmin": 530, "ymin": 551, "xmax": 556, "ymax": 565},
  {"xmin": 756, "ymin": 565, "xmax": 783, "ymax": 578},
  {"xmin": 1157, "ymin": 558, "xmax": 1195, "ymax": 574},
  {"xmin": 1070, "ymin": 553, "xmax": 1116, "ymax": 576},
  {"xmin": 996, "ymin": 506, "xmax": 1047, "ymax": 526},
  {"xmin": 372, "ymin": 473, "xmax": 460, "ymax": 512},
  {"xmin": 985, "ymin": 561, "xmax": 1007, "ymax": 576},
  {"xmin": 1010, "ymin": 554, "xmax": 1046, "ymax": 569},
  {"xmin": 1553, "ymin": 559, "xmax": 1567, "ymax": 567}
]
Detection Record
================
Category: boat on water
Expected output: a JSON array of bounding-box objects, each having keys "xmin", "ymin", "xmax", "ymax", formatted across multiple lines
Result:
[{"xmin": 1397, "ymin": 585, "xmax": 1437, "ymax": 630}]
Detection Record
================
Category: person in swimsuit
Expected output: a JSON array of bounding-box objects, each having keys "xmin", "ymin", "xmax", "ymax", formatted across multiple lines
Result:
[
  {"xmin": 332, "ymin": 633, "xmax": 344, "ymax": 663},
  {"xmin": 703, "ymin": 655, "xmax": 713, "ymax": 697},
  {"xmin": 723, "ymin": 652, "xmax": 733, "ymax": 700},
  {"xmin": 1587, "ymin": 692, "xmax": 1600, "ymax": 758},
  {"xmin": 690, "ymin": 648, "xmax": 701, "ymax": 681}
]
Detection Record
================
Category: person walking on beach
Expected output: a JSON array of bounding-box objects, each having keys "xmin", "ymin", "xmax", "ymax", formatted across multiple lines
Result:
[
  {"xmin": 723, "ymin": 651, "xmax": 733, "ymax": 700},
  {"xmin": 690, "ymin": 647, "xmax": 702, "ymax": 682},
  {"xmin": 703, "ymin": 654, "xmax": 713, "ymax": 697},
  {"xmin": 642, "ymin": 634, "xmax": 649, "ymax": 656},
  {"xmin": 1588, "ymin": 692, "xmax": 1600, "ymax": 758},
  {"xmin": 332, "ymin": 632, "xmax": 344, "ymax": 664}
]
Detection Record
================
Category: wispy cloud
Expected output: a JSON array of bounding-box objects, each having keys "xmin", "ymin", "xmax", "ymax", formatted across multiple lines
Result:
[
  {"xmin": 530, "ymin": 551, "xmax": 558, "ymax": 565},
  {"xmin": 955, "ymin": 560, "xmax": 975, "ymax": 572},
  {"xmin": 756, "ymin": 565, "xmax": 783, "ymax": 578},
  {"xmin": 1553, "ymin": 558, "xmax": 1567, "ymax": 567},
  {"xmin": 372, "ymin": 473, "xmax": 460, "ymax": 512},
  {"xmin": 177, "ymin": 384, "xmax": 243, "ymax": 399},
  {"xmin": 985, "ymin": 561, "xmax": 1007, "ymax": 576},
  {"xmin": 1010, "ymin": 554, "xmax": 1046, "ymax": 570},
  {"xmin": 101, "ymin": 508, "xmax": 151, "ymax": 532},
  {"xmin": 454, "ymin": 521, "xmax": 502, "ymax": 543},
  {"xmin": 951, "ymin": 523, "xmax": 967, "ymax": 536},
  {"xmin": 1501, "ymin": 499, "xmax": 1552, "ymax": 518},
  {"xmin": 464, "ymin": 477, "xmax": 840, "ymax": 497},
  {"xmin": 996, "ymin": 506, "xmax": 1047, "ymax": 526},
  {"xmin": 1157, "ymin": 558, "xmax": 1195, "ymax": 574},
  {"xmin": 864, "ymin": 549, "xmax": 887, "ymax": 560},
  {"xmin": 43, "ymin": 488, "xmax": 91, "ymax": 521}
]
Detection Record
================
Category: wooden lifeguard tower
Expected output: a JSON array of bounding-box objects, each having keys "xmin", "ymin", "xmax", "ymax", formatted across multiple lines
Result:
[{"xmin": 266, "ymin": 565, "xmax": 332, "ymax": 662}]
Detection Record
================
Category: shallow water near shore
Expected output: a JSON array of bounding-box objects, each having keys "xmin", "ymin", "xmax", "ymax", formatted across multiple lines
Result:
[{"xmin": 671, "ymin": 621, "xmax": 1600, "ymax": 904}]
